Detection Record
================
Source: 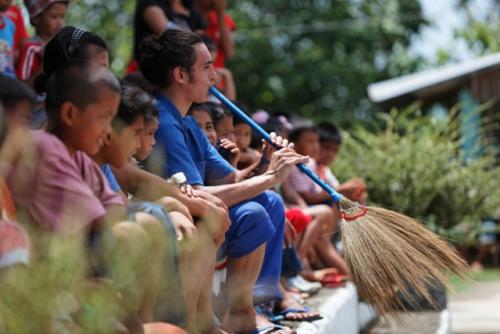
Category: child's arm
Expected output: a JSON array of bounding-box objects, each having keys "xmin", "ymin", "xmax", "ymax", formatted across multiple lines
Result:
[
  {"xmin": 112, "ymin": 163, "xmax": 225, "ymax": 219},
  {"xmin": 281, "ymin": 181, "xmax": 308, "ymax": 209}
]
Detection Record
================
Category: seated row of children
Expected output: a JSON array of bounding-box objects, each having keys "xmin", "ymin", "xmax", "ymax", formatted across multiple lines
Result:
[{"xmin": 0, "ymin": 26, "xmax": 367, "ymax": 334}]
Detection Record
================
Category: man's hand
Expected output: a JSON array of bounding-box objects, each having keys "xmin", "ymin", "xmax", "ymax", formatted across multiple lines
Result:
[{"xmin": 266, "ymin": 147, "xmax": 309, "ymax": 185}]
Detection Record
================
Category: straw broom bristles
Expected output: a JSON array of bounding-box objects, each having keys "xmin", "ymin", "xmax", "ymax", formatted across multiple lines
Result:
[{"xmin": 338, "ymin": 197, "xmax": 469, "ymax": 315}]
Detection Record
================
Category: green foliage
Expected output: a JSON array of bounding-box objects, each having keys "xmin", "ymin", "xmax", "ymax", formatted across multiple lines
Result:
[
  {"xmin": 0, "ymin": 233, "xmax": 125, "ymax": 333},
  {"xmin": 228, "ymin": 0, "xmax": 427, "ymax": 124},
  {"xmin": 333, "ymin": 106, "xmax": 500, "ymax": 243}
]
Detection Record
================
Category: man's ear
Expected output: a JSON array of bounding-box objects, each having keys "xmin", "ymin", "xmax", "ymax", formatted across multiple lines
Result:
[
  {"xmin": 172, "ymin": 66, "xmax": 188, "ymax": 85},
  {"xmin": 59, "ymin": 102, "xmax": 78, "ymax": 127}
]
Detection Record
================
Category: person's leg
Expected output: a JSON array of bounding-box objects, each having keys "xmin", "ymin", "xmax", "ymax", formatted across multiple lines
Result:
[
  {"xmin": 251, "ymin": 191, "xmax": 287, "ymax": 304},
  {"xmin": 303, "ymin": 205, "xmax": 348, "ymax": 275},
  {"xmin": 135, "ymin": 212, "xmax": 167, "ymax": 323},
  {"xmin": 127, "ymin": 202, "xmax": 187, "ymax": 328},
  {"xmin": 108, "ymin": 221, "xmax": 153, "ymax": 322},
  {"xmin": 220, "ymin": 201, "xmax": 274, "ymax": 333}
]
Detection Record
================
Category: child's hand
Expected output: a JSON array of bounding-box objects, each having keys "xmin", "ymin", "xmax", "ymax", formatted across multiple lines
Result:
[
  {"xmin": 219, "ymin": 138, "xmax": 241, "ymax": 167},
  {"xmin": 180, "ymin": 184, "xmax": 197, "ymax": 198}
]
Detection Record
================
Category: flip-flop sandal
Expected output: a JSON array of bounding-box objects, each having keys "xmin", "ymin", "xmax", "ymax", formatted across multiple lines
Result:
[
  {"xmin": 269, "ymin": 307, "xmax": 323, "ymax": 323},
  {"xmin": 322, "ymin": 273, "xmax": 348, "ymax": 288},
  {"xmin": 250, "ymin": 324, "xmax": 292, "ymax": 334}
]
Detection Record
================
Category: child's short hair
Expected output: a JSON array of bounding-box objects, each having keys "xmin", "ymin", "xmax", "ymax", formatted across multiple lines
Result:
[
  {"xmin": 115, "ymin": 85, "xmax": 157, "ymax": 132},
  {"xmin": 0, "ymin": 75, "xmax": 36, "ymax": 109},
  {"xmin": 34, "ymin": 26, "xmax": 108, "ymax": 94},
  {"xmin": 189, "ymin": 101, "xmax": 230, "ymax": 126},
  {"xmin": 232, "ymin": 101, "xmax": 250, "ymax": 127},
  {"xmin": 318, "ymin": 121, "xmax": 342, "ymax": 144},
  {"xmin": 122, "ymin": 72, "xmax": 155, "ymax": 96},
  {"xmin": 45, "ymin": 66, "xmax": 120, "ymax": 123},
  {"xmin": 288, "ymin": 123, "xmax": 318, "ymax": 143}
]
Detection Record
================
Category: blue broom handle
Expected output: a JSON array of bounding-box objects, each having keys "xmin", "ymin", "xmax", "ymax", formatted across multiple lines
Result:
[{"xmin": 209, "ymin": 86, "xmax": 343, "ymax": 203}]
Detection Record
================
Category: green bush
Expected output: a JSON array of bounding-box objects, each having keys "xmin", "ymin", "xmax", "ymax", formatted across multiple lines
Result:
[{"xmin": 334, "ymin": 106, "xmax": 500, "ymax": 244}]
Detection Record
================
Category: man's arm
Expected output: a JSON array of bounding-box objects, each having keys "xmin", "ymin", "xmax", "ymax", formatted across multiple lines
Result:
[{"xmin": 198, "ymin": 147, "xmax": 309, "ymax": 208}]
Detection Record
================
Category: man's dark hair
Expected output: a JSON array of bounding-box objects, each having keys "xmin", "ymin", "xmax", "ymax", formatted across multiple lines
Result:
[
  {"xmin": 318, "ymin": 121, "xmax": 342, "ymax": 144},
  {"xmin": 114, "ymin": 85, "xmax": 158, "ymax": 132},
  {"xmin": 46, "ymin": 66, "xmax": 121, "ymax": 124},
  {"xmin": 0, "ymin": 75, "xmax": 36, "ymax": 110},
  {"xmin": 34, "ymin": 26, "xmax": 109, "ymax": 94},
  {"xmin": 288, "ymin": 124, "xmax": 318, "ymax": 143},
  {"xmin": 139, "ymin": 29, "xmax": 203, "ymax": 89}
]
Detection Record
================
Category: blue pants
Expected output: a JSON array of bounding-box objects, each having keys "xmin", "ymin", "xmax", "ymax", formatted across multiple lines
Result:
[{"xmin": 219, "ymin": 191, "xmax": 285, "ymax": 303}]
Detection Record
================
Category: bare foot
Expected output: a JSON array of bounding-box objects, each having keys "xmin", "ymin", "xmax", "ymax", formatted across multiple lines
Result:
[
  {"xmin": 222, "ymin": 308, "xmax": 294, "ymax": 333},
  {"xmin": 275, "ymin": 291, "xmax": 321, "ymax": 322}
]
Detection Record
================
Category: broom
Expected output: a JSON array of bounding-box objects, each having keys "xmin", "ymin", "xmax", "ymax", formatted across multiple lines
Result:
[{"xmin": 209, "ymin": 86, "xmax": 469, "ymax": 315}]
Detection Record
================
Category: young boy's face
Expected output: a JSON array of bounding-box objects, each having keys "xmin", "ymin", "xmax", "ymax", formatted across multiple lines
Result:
[
  {"xmin": 136, "ymin": 117, "xmax": 158, "ymax": 161},
  {"xmin": 234, "ymin": 123, "xmax": 252, "ymax": 151},
  {"xmin": 294, "ymin": 130, "xmax": 320, "ymax": 158},
  {"xmin": 105, "ymin": 116, "xmax": 144, "ymax": 169},
  {"xmin": 72, "ymin": 86, "xmax": 120, "ymax": 156},
  {"xmin": 34, "ymin": 3, "xmax": 66, "ymax": 39},
  {"xmin": 5, "ymin": 100, "xmax": 32, "ymax": 130},
  {"xmin": 318, "ymin": 141, "xmax": 340, "ymax": 166},
  {"xmin": 191, "ymin": 109, "xmax": 217, "ymax": 146},
  {"xmin": 215, "ymin": 114, "xmax": 234, "ymax": 142}
]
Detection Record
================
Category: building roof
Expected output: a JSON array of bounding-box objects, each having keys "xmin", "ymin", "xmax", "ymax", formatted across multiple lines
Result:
[{"xmin": 367, "ymin": 52, "xmax": 500, "ymax": 104}]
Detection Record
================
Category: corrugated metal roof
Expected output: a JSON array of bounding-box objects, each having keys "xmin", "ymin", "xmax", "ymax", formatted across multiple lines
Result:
[{"xmin": 367, "ymin": 52, "xmax": 500, "ymax": 103}]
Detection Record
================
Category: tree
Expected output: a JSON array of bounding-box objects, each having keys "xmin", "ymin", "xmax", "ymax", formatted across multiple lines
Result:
[{"xmin": 227, "ymin": 0, "xmax": 427, "ymax": 125}]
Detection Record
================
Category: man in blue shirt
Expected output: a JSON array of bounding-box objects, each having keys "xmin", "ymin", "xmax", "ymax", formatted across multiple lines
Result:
[{"xmin": 140, "ymin": 30, "xmax": 308, "ymax": 333}]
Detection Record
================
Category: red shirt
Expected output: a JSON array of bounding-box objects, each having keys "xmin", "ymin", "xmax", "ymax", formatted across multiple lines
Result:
[
  {"xmin": 16, "ymin": 37, "xmax": 44, "ymax": 80},
  {"xmin": 204, "ymin": 11, "xmax": 235, "ymax": 68},
  {"xmin": 6, "ymin": 6, "xmax": 29, "ymax": 56}
]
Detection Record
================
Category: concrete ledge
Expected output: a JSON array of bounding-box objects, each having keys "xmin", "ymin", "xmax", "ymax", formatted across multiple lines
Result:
[{"xmin": 297, "ymin": 283, "xmax": 377, "ymax": 334}]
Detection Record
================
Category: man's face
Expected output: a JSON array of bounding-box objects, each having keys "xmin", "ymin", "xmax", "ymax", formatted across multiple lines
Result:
[
  {"xmin": 105, "ymin": 117, "xmax": 145, "ymax": 169},
  {"xmin": 136, "ymin": 117, "xmax": 158, "ymax": 161},
  {"xmin": 294, "ymin": 130, "xmax": 320, "ymax": 158},
  {"xmin": 318, "ymin": 141, "xmax": 340, "ymax": 166},
  {"xmin": 185, "ymin": 43, "xmax": 217, "ymax": 103}
]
